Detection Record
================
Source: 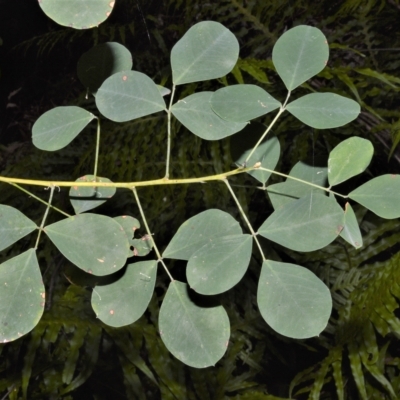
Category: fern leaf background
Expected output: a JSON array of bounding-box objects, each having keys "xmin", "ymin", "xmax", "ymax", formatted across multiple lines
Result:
[{"xmin": 1, "ymin": 0, "xmax": 400, "ymax": 398}]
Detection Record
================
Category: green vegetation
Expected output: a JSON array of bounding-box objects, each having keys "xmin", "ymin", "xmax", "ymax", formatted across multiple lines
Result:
[{"xmin": 1, "ymin": 0, "xmax": 400, "ymax": 398}]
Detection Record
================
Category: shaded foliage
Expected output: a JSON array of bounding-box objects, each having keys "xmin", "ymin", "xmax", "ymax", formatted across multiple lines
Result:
[{"xmin": 1, "ymin": 0, "xmax": 400, "ymax": 398}]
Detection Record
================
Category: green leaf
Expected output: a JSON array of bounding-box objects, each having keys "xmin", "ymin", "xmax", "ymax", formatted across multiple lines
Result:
[
  {"xmin": 258, "ymin": 193, "xmax": 344, "ymax": 252},
  {"xmin": 171, "ymin": 92, "xmax": 246, "ymax": 140},
  {"xmin": 355, "ymin": 68, "xmax": 400, "ymax": 89},
  {"xmin": 0, "ymin": 249, "xmax": 45, "ymax": 342},
  {"xmin": 267, "ymin": 160, "xmax": 328, "ymax": 210},
  {"xmin": 348, "ymin": 175, "xmax": 400, "ymax": 219},
  {"xmin": 257, "ymin": 260, "xmax": 332, "ymax": 339},
  {"xmin": 328, "ymin": 137, "xmax": 374, "ymax": 186},
  {"xmin": 32, "ymin": 106, "xmax": 95, "ymax": 151},
  {"xmin": 159, "ymin": 281, "xmax": 230, "ymax": 368},
  {"xmin": 286, "ymin": 93, "xmax": 360, "ymax": 129},
  {"xmin": 96, "ymin": 71, "xmax": 166, "ymax": 122},
  {"xmin": 272, "ymin": 25, "xmax": 329, "ymax": 91},
  {"xmin": 69, "ymin": 175, "xmax": 116, "ymax": 214},
  {"xmin": 38, "ymin": 0, "xmax": 115, "ymax": 29},
  {"xmin": 91, "ymin": 260, "xmax": 157, "ymax": 327},
  {"xmin": 77, "ymin": 42, "xmax": 132, "ymax": 95},
  {"xmin": 0, "ymin": 205, "xmax": 37, "ymax": 251},
  {"xmin": 187, "ymin": 234, "xmax": 252, "ymax": 295},
  {"xmin": 163, "ymin": 209, "xmax": 242, "ymax": 260},
  {"xmin": 210, "ymin": 85, "xmax": 281, "ymax": 122},
  {"xmin": 171, "ymin": 21, "xmax": 239, "ymax": 85},
  {"xmin": 45, "ymin": 214, "xmax": 129, "ymax": 276},
  {"xmin": 340, "ymin": 203, "xmax": 363, "ymax": 249},
  {"xmin": 157, "ymin": 86, "xmax": 171, "ymax": 97},
  {"xmin": 231, "ymin": 122, "xmax": 281, "ymax": 184},
  {"xmin": 114, "ymin": 216, "xmax": 153, "ymax": 257}
]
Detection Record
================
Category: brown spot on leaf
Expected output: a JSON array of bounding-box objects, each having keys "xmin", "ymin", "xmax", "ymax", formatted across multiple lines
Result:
[
  {"xmin": 336, "ymin": 225, "xmax": 344, "ymax": 235},
  {"xmin": 122, "ymin": 75, "xmax": 127, "ymax": 81},
  {"xmin": 110, "ymin": 310, "xmax": 114, "ymax": 315},
  {"xmin": 109, "ymin": 1, "xmax": 115, "ymax": 7},
  {"xmin": 40, "ymin": 292, "xmax": 45, "ymax": 299}
]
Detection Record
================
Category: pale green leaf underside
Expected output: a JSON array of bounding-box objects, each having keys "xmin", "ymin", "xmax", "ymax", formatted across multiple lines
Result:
[
  {"xmin": 113, "ymin": 215, "xmax": 141, "ymax": 257},
  {"xmin": 113, "ymin": 215, "xmax": 153, "ymax": 257},
  {"xmin": 45, "ymin": 214, "xmax": 129, "ymax": 276},
  {"xmin": 96, "ymin": 71, "xmax": 166, "ymax": 122},
  {"xmin": 210, "ymin": 84, "xmax": 281, "ymax": 122},
  {"xmin": 231, "ymin": 122, "xmax": 281, "ymax": 184},
  {"xmin": 257, "ymin": 260, "xmax": 332, "ymax": 339},
  {"xmin": 91, "ymin": 260, "xmax": 157, "ymax": 327},
  {"xmin": 272, "ymin": 25, "xmax": 329, "ymax": 91},
  {"xmin": 340, "ymin": 203, "xmax": 363, "ymax": 249},
  {"xmin": 286, "ymin": 93, "xmax": 360, "ymax": 129},
  {"xmin": 163, "ymin": 209, "xmax": 242, "ymax": 260},
  {"xmin": 77, "ymin": 42, "xmax": 132, "ymax": 94},
  {"xmin": 349, "ymin": 174, "xmax": 400, "ymax": 219},
  {"xmin": 0, "ymin": 205, "xmax": 37, "ymax": 252},
  {"xmin": 38, "ymin": 0, "xmax": 114, "ymax": 29},
  {"xmin": 187, "ymin": 234, "xmax": 252, "ymax": 295},
  {"xmin": 171, "ymin": 21, "xmax": 239, "ymax": 85},
  {"xmin": 171, "ymin": 92, "xmax": 246, "ymax": 140},
  {"xmin": 159, "ymin": 281, "xmax": 230, "ymax": 368},
  {"xmin": 328, "ymin": 137, "xmax": 373, "ymax": 186},
  {"xmin": 267, "ymin": 160, "xmax": 328, "ymax": 210},
  {"xmin": 69, "ymin": 175, "xmax": 116, "ymax": 214},
  {"xmin": 0, "ymin": 249, "xmax": 45, "ymax": 342},
  {"xmin": 32, "ymin": 106, "xmax": 95, "ymax": 151},
  {"xmin": 259, "ymin": 193, "xmax": 344, "ymax": 252},
  {"xmin": 157, "ymin": 85, "xmax": 171, "ymax": 97}
]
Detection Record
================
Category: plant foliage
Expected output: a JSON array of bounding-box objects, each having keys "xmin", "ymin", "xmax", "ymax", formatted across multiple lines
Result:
[{"xmin": 1, "ymin": 0, "xmax": 400, "ymax": 398}]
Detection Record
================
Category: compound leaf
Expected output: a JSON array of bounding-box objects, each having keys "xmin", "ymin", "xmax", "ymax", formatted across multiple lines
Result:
[
  {"xmin": 348, "ymin": 174, "xmax": 400, "ymax": 219},
  {"xmin": 171, "ymin": 21, "xmax": 239, "ymax": 85},
  {"xmin": 328, "ymin": 137, "xmax": 373, "ymax": 186},
  {"xmin": 38, "ymin": 0, "xmax": 115, "ymax": 29},
  {"xmin": 77, "ymin": 42, "xmax": 132, "ymax": 94},
  {"xmin": 159, "ymin": 281, "xmax": 230, "ymax": 368},
  {"xmin": 257, "ymin": 260, "xmax": 332, "ymax": 339},
  {"xmin": 69, "ymin": 175, "xmax": 116, "ymax": 214},
  {"xmin": 96, "ymin": 71, "xmax": 166, "ymax": 122},
  {"xmin": 32, "ymin": 106, "xmax": 95, "ymax": 151},
  {"xmin": 272, "ymin": 25, "xmax": 329, "ymax": 91},
  {"xmin": 187, "ymin": 234, "xmax": 252, "ymax": 295},
  {"xmin": 258, "ymin": 193, "xmax": 344, "ymax": 252},
  {"xmin": 171, "ymin": 92, "xmax": 246, "ymax": 140},
  {"xmin": 231, "ymin": 122, "xmax": 281, "ymax": 184},
  {"xmin": 286, "ymin": 93, "xmax": 360, "ymax": 129},
  {"xmin": 45, "ymin": 214, "xmax": 129, "ymax": 276},
  {"xmin": 210, "ymin": 85, "xmax": 281, "ymax": 122},
  {"xmin": 91, "ymin": 260, "xmax": 157, "ymax": 327},
  {"xmin": 0, "ymin": 205, "xmax": 37, "ymax": 251},
  {"xmin": 0, "ymin": 249, "xmax": 45, "ymax": 342},
  {"xmin": 163, "ymin": 209, "xmax": 242, "ymax": 260}
]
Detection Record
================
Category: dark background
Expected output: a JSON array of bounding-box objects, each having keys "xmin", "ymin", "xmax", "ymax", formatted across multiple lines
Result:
[{"xmin": 1, "ymin": 1, "xmax": 400, "ymax": 399}]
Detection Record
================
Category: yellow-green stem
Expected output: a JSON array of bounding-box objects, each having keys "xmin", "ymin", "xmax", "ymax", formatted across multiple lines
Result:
[
  {"xmin": 132, "ymin": 187, "xmax": 174, "ymax": 281},
  {"xmin": 35, "ymin": 186, "xmax": 55, "ymax": 249},
  {"xmin": 223, "ymin": 179, "xmax": 266, "ymax": 261}
]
